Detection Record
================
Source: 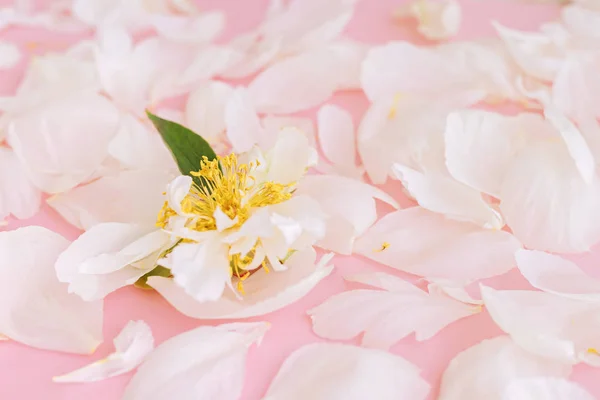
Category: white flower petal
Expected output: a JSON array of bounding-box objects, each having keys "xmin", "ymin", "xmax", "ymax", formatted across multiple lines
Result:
[
  {"xmin": 54, "ymin": 320, "xmax": 154, "ymax": 382},
  {"xmin": 149, "ymin": 248, "xmax": 333, "ymax": 319},
  {"xmin": 444, "ymin": 110, "xmax": 552, "ymax": 198},
  {"xmin": 439, "ymin": 336, "xmax": 572, "ymax": 400},
  {"xmin": 316, "ymin": 104, "xmax": 358, "ymax": 175},
  {"xmin": 396, "ymin": 0, "xmax": 461, "ymax": 40},
  {"xmin": 122, "ymin": 322, "xmax": 268, "ymax": 400},
  {"xmin": 0, "ymin": 226, "xmax": 103, "ymax": 354},
  {"xmin": 47, "ymin": 169, "xmax": 173, "ymax": 230},
  {"xmin": 309, "ymin": 272, "xmax": 480, "ymax": 349},
  {"xmin": 503, "ymin": 377, "xmax": 594, "ymax": 400},
  {"xmin": 393, "ymin": 164, "xmax": 503, "ymax": 229},
  {"xmin": 185, "ymin": 81, "xmax": 233, "ymax": 143},
  {"xmin": 7, "ymin": 92, "xmax": 120, "ymax": 193},
  {"xmin": 296, "ymin": 175, "xmax": 398, "ymax": 254},
  {"xmin": 56, "ymin": 223, "xmax": 168, "ymax": 301},
  {"xmin": 263, "ymin": 343, "xmax": 430, "ymax": 400},
  {"xmin": 516, "ymin": 249, "xmax": 600, "ymax": 303},
  {"xmin": 266, "ymin": 127, "xmax": 313, "ymax": 185},
  {"xmin": 0, "ymin": 147, "xmax": 41, "ymax": 221},
  {"xmin": 218, "ymin": 33, "xmax": 282, "ymax": 79},
  {"xmin": 165, "ymin": 175, "xmax": 193, "ymax": 216},
  {"xmin": 499, "ymin": 140, "xmax": 600, "ymax": 253},
  {"xmin": 150, "ymin": 12, "xmax": 225, "ymax": 44},
  {"xmin": 224, "ymin": 87, "xmax": 267, "ymax": 153},
  {"xmin": 552, "ymin": 53, "xmax": 600, "ymax": 122},
  {"xmin": 0, "ymin": 41, "xmax": 21, "ymax": 69},
  {"xmin": 247, "ymin": 50, "xmax": 341, "ymax": 113},
  {"xmin": 481, "ymin": 285, "xmax": 600, "ymax": 366},
  {"xmin": 355, "ymin": 207, "xmax": 521, "ymax": 283}
]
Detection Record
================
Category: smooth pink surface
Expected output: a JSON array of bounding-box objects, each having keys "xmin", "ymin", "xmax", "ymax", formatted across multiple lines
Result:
[{"xmin": 3, "ymin": 1, "xmax": 597, "ymax": 399}]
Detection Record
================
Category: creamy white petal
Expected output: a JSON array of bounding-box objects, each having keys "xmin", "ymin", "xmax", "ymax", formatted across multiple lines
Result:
[
  {"xmin": 309, "ymin": 272, "xmax": 480, "ymax": 349},
  {"xmin": 296, "ymin": 174, "xmax": 398, "ymax": 254},
  {"xmin": 0, "ymin": 147, "xmax": 41, "ymax": 221},
  {"xmin": 266, "ymin": 127, "xmax": 313, "ymax": 185},
  {"xmin": 122, "ymin": 322, "xmax": 268, "ymax": 400},
  {"xmin": 444, "ymin": 110, "xmax": 553, "ymax": 198},
  {"xmin": 165, "ymin": 175, "xmax": 192, "ymax": 216},
  {"xmin": 150, "ymin": 12, "xmax": 225, "ymax": 43},
  {"xmin": 355, "ymin": 207, "xmax": 521, "ymax": 283},
  {"xmin": 56, "ymin": 223, "xmax": 168, "ymax": 301},
  {"xmin": 149, "ymin": 248, "xmax": 334, "ymax": 319},
  {"xmin": 185, "ymin": 81, "xmax": 233, "ymax": 143},
  {"xmin": 0, "ymin": 40, "xmax": 21, "ymax": 69},
  {"xmin": 502, "ymin": 377, "xmax": 594, "ymax": 400},
  {"xmin": 481, "ymin": 285, "xmax": 600, "ymax": 366},
  {"xmin": 316, "ymin": 104, "xmax": 360, "ymax": 177},
  {"xmin": 218, "ymin": 33, "xmax": 282, "ymax": 79},
  {"xmin": 516, "ymin": 249, "xmax": 600, "ymax": 303},
  {"xmin": 263, "ymin": 343, "xmax": 430, "ymax": 400},
  {"xmin": 47, "ymin": 169, "xmax": 173, "ymax": 230},
  {"xmin": 247, "ymin": 50, "xmax": 341, "ymax": 114},
  {"xmin": 0, "ymin": 226, "xmax": 103, "ymax": 354},
  {"xmin": 439, "ymin": 336, "xmax": 572, "ymax": 400},
  {"xmin": 499, "ymin": 140, "xmax": 600, "ymax": 253},
  {"xmin": 396, "ymin": 0, "xmax": 461, "ymax": 40},
  {"xmin": 225, "ymin": 87, "xmax": 267, "ymax": 153},
  {"xmin": 54, "ymin": 320, "xmax": 154, "ymax": 382},
  {"xmin": 393, "ymin": 164, "xmax": 503, "ymax": 229}
]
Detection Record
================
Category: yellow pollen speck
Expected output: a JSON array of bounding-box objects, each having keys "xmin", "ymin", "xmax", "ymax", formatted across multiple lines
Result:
[
  {"xmin": 387, "ymin": 93, "xmax": 402, "ymax": 120},
  {"xmin": 587, "ymin": 348, "xmax": 599, "ymax": 355},
  {"xmin": 375, "ymin": 242, "xmax": 390, "ymax": 252}
]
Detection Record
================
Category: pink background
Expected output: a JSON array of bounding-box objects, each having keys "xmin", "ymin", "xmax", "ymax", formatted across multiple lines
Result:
[{"xmin": 3, "ymin": 1, "xmax": 596, "ymax": 399}]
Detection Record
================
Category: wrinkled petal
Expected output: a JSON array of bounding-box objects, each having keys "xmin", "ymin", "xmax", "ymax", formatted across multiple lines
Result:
[
  {"xmin": 393, "ymin": 164, "xmax": 503, "ymax": 229},
  {"xmin": 263, "ymin": 343, "xmax": 430, "ymax": 400},
  {"xmin": 185, "ymin": 81, "xmax": 233, "ymax": 143},
  {"xmin": 0, "ymin": 226, "xmax": 103, "ymax": 354},
  {"xmin": 149, "ymin": 248, "xmax": 334, "ymax": 319},
  {"xmin": 47, "ymin": 169, "xmax": 173, "ymax": 230},
  {"xmin": 56, "ymin": 223, "xmax": 169, "ymax": 301},
  {"xmin": 54, "ymin": 320, "xmax": 154, "ymax": 382},
  {"xmin": 296, "ymin": 174, "xmax": 398, "ymax": 254},
  {"xmin": 516, "ymin": 249, "xmax": 600, "ymax": 303},
  {"xmin": 309, "ymin": 272, "xmax": 480, "ymax": 349},
  {"xmin": 439, "ymin": 336, "xmax": 572, "ymax": 400},
  {"xmin": 481, "ymin": 285, "xmax": 600, "ymax": 366},
  {"xmin": 502, "ymin": 377, "xmax": 595, "ymax": 400},
  {"xmin": 355, "ymin": 207, "xmax": 521, "ymax": 283},
  {"xmin": 0, "ymin": 147, "xmax": 41, "ymax": 221},
  {"xmin": 122, "ymin": 322, "xmax": 268, "ymax": 400}
]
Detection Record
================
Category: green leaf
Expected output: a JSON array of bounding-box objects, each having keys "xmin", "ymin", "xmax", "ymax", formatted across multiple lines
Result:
[
  {"xmin": 134, "ymin": 266, "xmax": 172, "ymax": 290},
  {"xmin": 146, "ymin": 110, "xmax": 217, "ymax": 185}
]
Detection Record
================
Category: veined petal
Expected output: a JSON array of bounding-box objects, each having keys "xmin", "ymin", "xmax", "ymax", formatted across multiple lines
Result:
[
  {"xmin": 355, "ymin": 207, "xmax": 521, "ymax": 283},
  {"xmin": 481, "ymin": 285, "xmax": 600, "ymax": 366},
  {"xmin": 122, "ymin": 322, "xmax": 268, "ymax": 400},
  {"xmin": 263, "ymin": 343, "xmax": 430, "ymax": 400},
  {"xmin": 393, "ymin": 164, "xmax": 503, "ymax": 229},
  {"xmin": 0, "ymin": 147, "xmax": 41, "ymax": 221},
  {"xmin": 516, "ymin": 249, "xmax": 600, "ymax": 303},
  {"xmin": 150, "ymin": 248, "xmax": 334, "ymax": 319},
  {"xmin": 439, "ymin": 336, "xmax": 572, "ymax": 400},
  {"xmin": 47, "ymin": 169, "xmax": 173, "ymax": 230},
  {"xmin": 502, "ymin": 377, "xmax": 595, "ymax": 400},
  {"xmin": 0, "ymin": 226, "xmax": 103, "ymax": 354},
  {"xmin": 54, "ymin": 320, "xmax": 154, "ymax": 382},
  {"xmin": 309, "ymin": 272, "xmax": 480, "ymax": 349}
]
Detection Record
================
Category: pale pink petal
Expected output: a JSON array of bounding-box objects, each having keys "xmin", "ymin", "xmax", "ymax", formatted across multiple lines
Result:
[
  {"xmin": 247, "ymin": 50, "xmax": 341, "ymax": 113},
  {"xmin": 218, "ymin": 33, "xmax": 282, "ymax": 79},
  {"xmin": 516, "ymin": 249, "xmax": 600, "ymax": 303},
  {"xmin": 150, "ymin": 12, "xmax": 225, "ymax": 43},
  {"xmin": 262, "ymin": 115, "xmax": 316, "ymax": 149},
  {"xmin": 6, "ymin": 92, "xmax": 120, "ymax": 193},
  {"xmin": 149, "ymin": 249, "xmax": 334, "ymax": 319},
  {"xmin": 355, "ymin": 207, "xmax": 521, "ymax": 283},
  {"xmin": 327, "ymin": 40, "xmax": 368, "ymax": 90},
  {"xmin": 185, "ymin": 81, "xmax": 233, "ymax": 143},
  {"xmin": 499, "ymin": 140, "xmax": 600, "ymax": 253},
  {"xmin": 316, "ymin": 104, "xmax": 359, "ymax": 176},
  {"xmin": 445, "ymin": 110, "xmax": 553, "ymax": 198},
  {"xmin": 0, "ymin": 147, "xmax": 41, "ymax": 221},
  {"xmin": 54, "ymin": 320, "xmax": 154, "ymax": 382},
  {"xmin": 0, "ymin": 226, "xmax": 103, "ymax": 354},
  {"xmin": 392, "ymin": 164, "xmax": 503, "ymax": 229},
  {"xmin": 47, "ymin": 169, "xmax": 173, "ymax": 230},
  {"xmin": 396, "ymin": 0, "xmax": 461, "ymax": 40},
  {"xmin": 0, "ymin": 41, "xmax": 21, "ymax": 69},
  {"xmin": 502, "ymin": 378, "xmax": 595, "ymax": 400},
  {"xmin": 439, "ymin": 336, "xmax": 572, "ymax": 400},
  {"xmin": 562, "ymin": 5, "xmax": 600, "ymax": 39},
  {"xmin": 481, "ymin": 285, "xmax": 600, "ymax": 366},
  {"xmin": 225, "ymin": 87, "xmax": 267, "ymax": 153},
  {"xmin": 122, "ymin": 322, "xmax": 268, "ymax": 400},
  {"xmin": 296, "ymin": 175, "xmax": 398, "ymax": 254},
  {"xmin": 263, "ymin": 343, "xmax": 429, "ymax": 400},
  {"xmin": 309, "ymin": 272, "xmax": 480, "ymax": 349},
  {"xmin": 55, "ymin": 223, "xmax": 169, "ymax": 301},
  {"xmin": 552, "ymin": 53, "xmax": 600, "ymax": 122}
]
